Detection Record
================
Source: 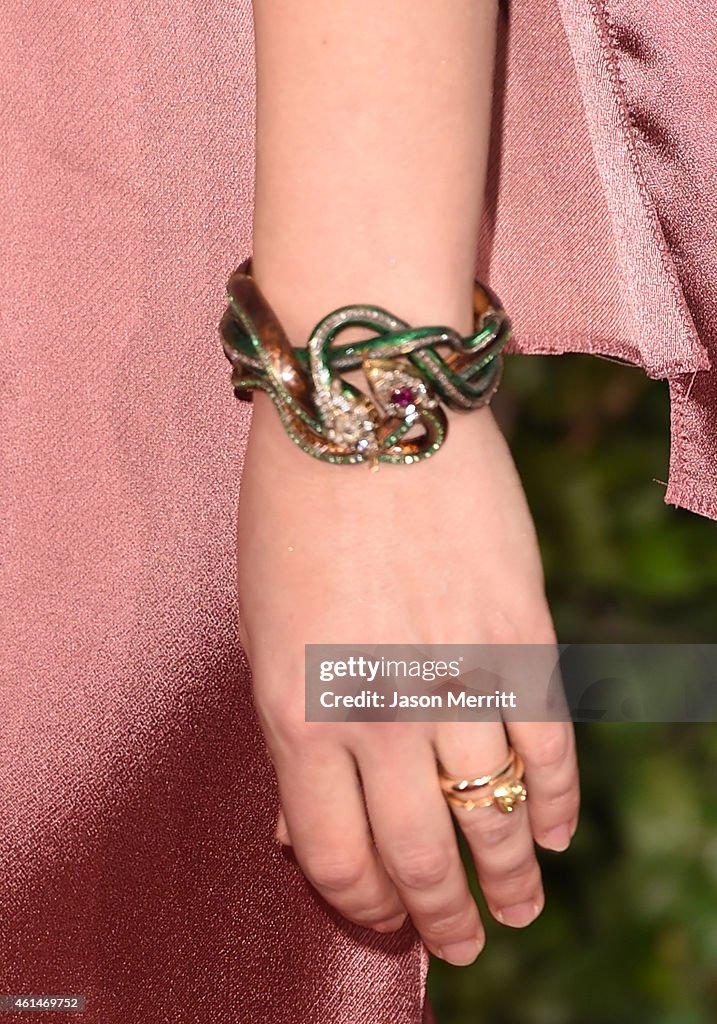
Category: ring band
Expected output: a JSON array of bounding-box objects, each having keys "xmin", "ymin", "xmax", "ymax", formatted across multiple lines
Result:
[
  {"xmin": 438, "ymin": 749, "xmax": 528, "ymax": 814},
  {"xmin": 439, "ymin": 752, "xmax": 516, "ymax": 793}
]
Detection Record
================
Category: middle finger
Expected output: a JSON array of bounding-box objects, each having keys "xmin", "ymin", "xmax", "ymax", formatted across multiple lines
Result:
[{"xmin": 356, "ymin": 730, "xmax": 485, "ymax": 966}]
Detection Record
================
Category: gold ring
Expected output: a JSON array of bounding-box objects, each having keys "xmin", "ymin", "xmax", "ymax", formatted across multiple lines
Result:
[
  {"xmin": 439, "ymin": 752, "xmax": 516, "ymax": 793},
  {"xmin": 438, "ymin": 749, "xmax": 527, "ymax": 814}
]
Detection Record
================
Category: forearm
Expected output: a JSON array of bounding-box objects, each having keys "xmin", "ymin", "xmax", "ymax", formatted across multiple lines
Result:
[
  {"xmin": 240, "ymin": 5, "xmax": 565, "ymax": 966},
  {"xmin": 251, "ymin": 0, "xmax": 499, "ymax": 347}
]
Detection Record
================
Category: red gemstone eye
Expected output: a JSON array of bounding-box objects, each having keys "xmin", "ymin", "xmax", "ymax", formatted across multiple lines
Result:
[{"xmin": 390, "ymin": 386, "xmax": 415, "ymax": 408}]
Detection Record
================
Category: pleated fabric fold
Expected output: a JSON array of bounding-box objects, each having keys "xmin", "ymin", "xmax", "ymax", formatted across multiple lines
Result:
[{"xmin": 480, "ymin": 0, "xmax": 717, "ymax": 519}]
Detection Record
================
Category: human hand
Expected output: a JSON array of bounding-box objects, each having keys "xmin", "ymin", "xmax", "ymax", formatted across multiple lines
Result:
[{"xmin": 237, "ymin": 391, "xmax": 579, "ymax": 966}]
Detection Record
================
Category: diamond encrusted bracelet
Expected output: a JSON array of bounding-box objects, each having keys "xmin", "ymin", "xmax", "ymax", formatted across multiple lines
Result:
[{"xmin": 218, "ymin": 257, "xmax": 512, "ymax": 466}]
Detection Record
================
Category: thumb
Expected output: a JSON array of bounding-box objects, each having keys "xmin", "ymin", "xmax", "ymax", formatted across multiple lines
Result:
[{"xmin": 274, "ymin": 807, "xmax": 291, "ymax": 846}]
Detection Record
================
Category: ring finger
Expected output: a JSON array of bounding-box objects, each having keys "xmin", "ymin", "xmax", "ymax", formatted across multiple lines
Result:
[{"xmin": 435, "ymin": 721, "xmax": 544, "ymax": 928}]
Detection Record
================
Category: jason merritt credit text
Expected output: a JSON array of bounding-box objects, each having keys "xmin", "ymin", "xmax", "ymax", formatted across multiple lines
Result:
[{"xmin": 319, "ymin": 690, "xmax": 518, "ymax": 709}]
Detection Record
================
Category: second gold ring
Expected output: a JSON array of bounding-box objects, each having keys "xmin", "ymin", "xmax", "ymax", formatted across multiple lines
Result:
[{"xmin": 438, "ymin": 749, "xmax": 528, "ymax": 815}]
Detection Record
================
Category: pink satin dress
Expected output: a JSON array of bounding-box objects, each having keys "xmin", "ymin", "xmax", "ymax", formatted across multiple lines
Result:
[{"xmin": 1, "ymin": 2, "xmax": 715, "ymax": 1023}]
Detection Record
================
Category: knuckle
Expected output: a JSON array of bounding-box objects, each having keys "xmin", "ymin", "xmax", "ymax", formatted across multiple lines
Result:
[
  {"xmin": 546, "ymin": 780, "xmax": 580, "ymax": 809},
  {"xmin": 423, "ymin": 907, "xmax": 476, "ymax": 942},
  {"xmin": 355, "ymin": 900, "xmax": 405, "ymax": 927},
  {"xmin": 483, "ymin": 857, "xmax": 540, "ymax": 889},
  {"xmin": 526, "ymin": 729, "xmax": 571, "ymax": 769},
  {"xmin": 485, "ymin": 612, "xmax": 522, "ymax": 645},
  {"xmin": 263, "ymin": 701, "xmax": 323, "ymax": 750},
  {"xmin": 308, "ymin": 855, "xmax": 368, "ymax": 892},
  {"xmin": 484, "ymin": 602, "xmax": 556, "ymax": 645},
  {"xmin": 472, "ymin": 813, "xmax": 517, "ymax": 848},
  {"xmin": 390, "ymin": 847, "xmax": 452, "ymax": 890},
  {"xmin": 479, "ymin": 842, "xmax": 532, "ymax": 875}
]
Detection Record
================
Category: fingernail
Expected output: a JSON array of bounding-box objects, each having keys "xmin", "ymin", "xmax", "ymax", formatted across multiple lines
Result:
[
  {"xmin": 542, "ymin": 824, "xmax": 572, "ymax": 851},
  {"xmin": 373, "ymin": 913, "xmax": 408, "ymax": 934},
  {"xmin": 274, "ymin": 826, "xmax": 290, "ymax": 845},
  {"xmin": 495, "ymin": 901, "xmax": 541, "ymax": 927},
  {"xmin": 437, "ymin": 936, "xmax": 484, "ymax": 966}
]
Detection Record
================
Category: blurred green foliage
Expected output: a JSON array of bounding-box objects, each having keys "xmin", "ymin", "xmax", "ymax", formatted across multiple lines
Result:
[{"xmin": 428, "ymin": 354, "xmax": 717, "ymax": 1024}]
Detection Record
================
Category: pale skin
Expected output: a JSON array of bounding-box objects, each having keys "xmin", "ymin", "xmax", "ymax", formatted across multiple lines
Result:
[{"xmin": 240, "ymin": 0, "xmax": 580, "ymax": 967}]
